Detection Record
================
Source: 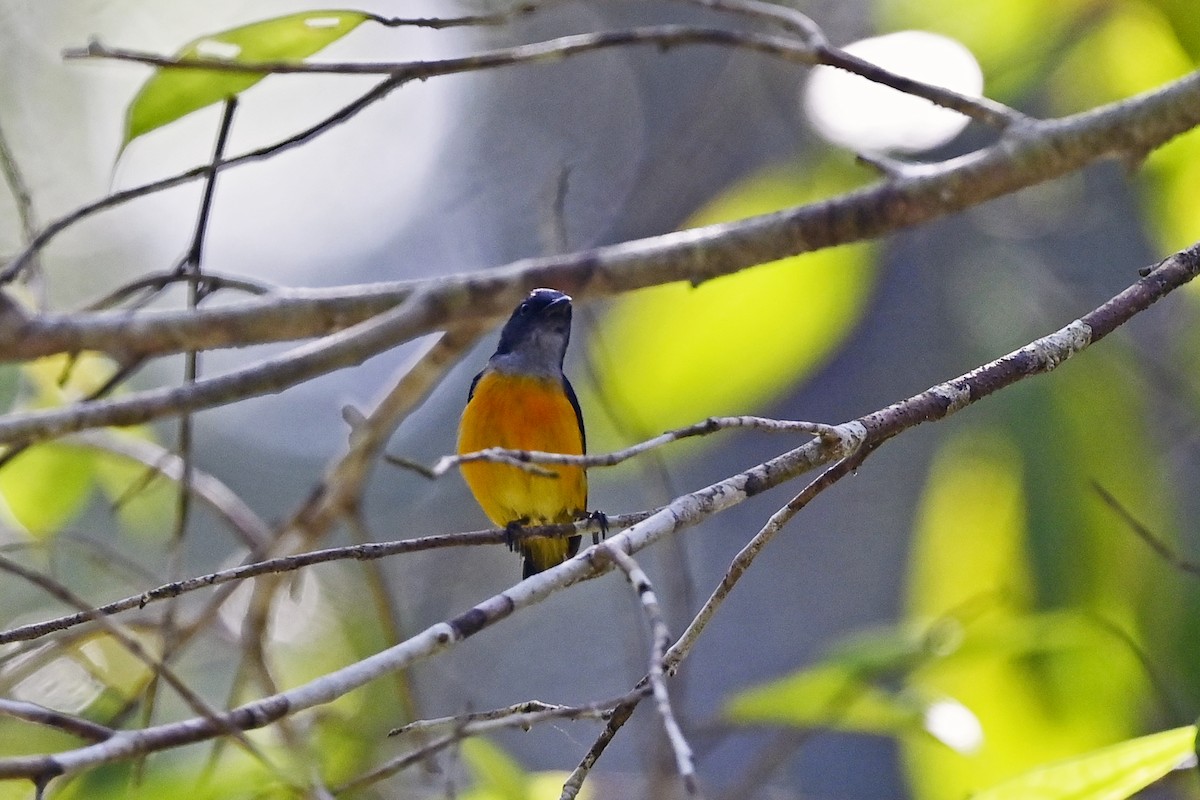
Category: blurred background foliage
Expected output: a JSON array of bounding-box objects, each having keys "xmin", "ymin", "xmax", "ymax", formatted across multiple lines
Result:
[{"xmin": 2, "ymin": 0, "xmax": 1200, "ymax": 797}]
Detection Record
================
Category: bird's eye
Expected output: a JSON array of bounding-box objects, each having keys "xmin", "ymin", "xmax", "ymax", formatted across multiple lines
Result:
[{"xmin": 517, "ymin": 303, "xmax": 531, "ymax": 316}]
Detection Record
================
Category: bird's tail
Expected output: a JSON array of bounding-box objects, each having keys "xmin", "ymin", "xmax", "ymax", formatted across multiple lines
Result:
[{"xmin": 522, "ymin": 534, "xmax": 582, "ymax": 578}]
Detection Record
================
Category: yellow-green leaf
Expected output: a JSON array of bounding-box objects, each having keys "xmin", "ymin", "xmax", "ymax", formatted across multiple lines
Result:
[
  {"xmin": 1047, "ymin": 3, "xmax": 1193, "ymax": 116},
  {"xmin": 90, "ymin": 432, "xmax": 177, "ymax": 538},
  {"xmin": 877, "ymin": 0, "xmax": 1092, "ymax": 100},
  {"xmin": 972, "ymin": 725, "xmax": 1197, "ymax": 800},
  {"xmin": 726, "ymin": 662, "xmax": 933, "ymax": 736},
  {"xmin": 0, "ymin": 442, "xmax": 95, "ymax": 538},
  {"xmin": 589, "ymin": 159, "xmax": 875, "ymax": 441},
  {"xmin": 0, "ymin": 627, "xmax": 161, "ymax": 723},
  {"xmin": 461, "ymin": 739, "xmax": 531, "ymax": 800},
  {"xmin": 123, "ymin": 10, "xmax": 370, "ymax": 147},
  {"xmin": 459, "ymin": 739, "xmax": 586, "ymax": 800}
]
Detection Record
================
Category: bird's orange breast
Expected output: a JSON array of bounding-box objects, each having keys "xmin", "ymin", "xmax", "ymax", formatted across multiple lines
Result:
[{"xmin": 457, "ymin": 370, "xmax": 587, "ymax": 527}]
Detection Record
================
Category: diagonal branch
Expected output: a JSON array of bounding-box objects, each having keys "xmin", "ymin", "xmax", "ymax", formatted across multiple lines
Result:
[
  {"xmin": 601, "ymin": 545, "xmax": 700, "ymax": 796},
  {"xmin": 0, "ymin": 234, "xmax": 1196, "ymax": 785},
  {"xmin": 424, "ymin": 416, "xmax": 838, "ymax": 476},
  {"xmin": 2, "ymin": 67, "xmax": 1198, "ymax": 370},
  {"xmin": 67, "ymin": 24, "xmax": 1014, "ymax": 127}
]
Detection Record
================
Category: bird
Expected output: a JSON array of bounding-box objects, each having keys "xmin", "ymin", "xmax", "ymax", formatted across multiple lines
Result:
[{"xmin": 457, "ymin": 288, "xmax": 589, "ymax": 577}]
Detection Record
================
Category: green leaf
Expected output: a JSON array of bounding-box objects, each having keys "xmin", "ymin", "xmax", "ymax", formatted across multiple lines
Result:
[
  {"xmin": 725, "ymin": 662, "xmax": 959, "ymax": 743},
  {"xmin": 589, "ymin": 159, "xmax": 875, "ymax": 442},
  {"xmin": 0, "ymin": 442, "xmax": 95, "ymax": 538},
  {"xmin": 461, "ymin": 739, "xmax": 531, "ymax": 800},
  {"xmin": 123, "ymin": 10, "xmax": 370, "ymax": 147},
  {"xmin": 90, "ymin": 432, "xmax": 177, "ymax": 539},
  {"xmin": 877, "ymin": 0, "xmax": 1094, "ymax": 100},
  {"xmin": 971, "ymin": 725, "xmax": 1197, "ymax": 800},
  {"xmin": 1047, "ymin": 3, "xmax": 1193, "ymax": 116}
]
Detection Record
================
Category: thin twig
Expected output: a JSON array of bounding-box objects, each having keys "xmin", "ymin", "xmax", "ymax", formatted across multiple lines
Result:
[
  {"xmin": 3, "ymin": 69, "xmax": 1199, "ymax": 366},
  {"xmin": 0, "ymin": 75, "xmax": 406, "ymax": 284},
  {"xmin": 672, "ymin": 0, "xmax": 827, "ymax": 42},
  {"xmin": 667, "ymin": 447, "xmax": 871, "ymax": 675},
  {"xmin": 0, "ymin": 242, "xmax": 1196, "ymax": 782},
  {"xmin": 83, "ymin": 272, "xmax": 272, "ymax": 312},
  {"xmin": 68, "ymin": 24, "xmax": 1015, "ymax": 128},
  {"xmin": 420, "ymin": 416, "xmax": 839, "ymax": 476},
  {"xmin": 346, "ymin": 513, "xmax": 420, "ymax": 723},
  {"xmin": 290, "ymin": 323, "xmax": 488, "ymax": 542},
  {"xmin": 137, "ymin": 102, "xmax": 238, "ymax": 787},
  {"xmin": 601, "ymin": 544, "xmax": 700, "ymax": 796},
  {"xmin": 364, "ymin": 3, "xmax": 542, "ymax": 29},
  {"xmin": 336, "ymin": 688, "xmax": 649, "ymax": 796},
  {"xmin": 0, "ymin": 512, "xmax": 642, "ymax": 646},
  {"xmin": 65, "ymin": 428, "xmax": 271, "ymax": 550},
  {"xmin": 0, "ymin": 116, "xmax": 43, "ymax": 301},
  {"xmin": 0, "ymin": 698, "xmax": 114, "ymax": 743},
  {"xmin": 1092, "ymin": 481, "xmax": 1200, "ymax": 578},
  {"xmin": 559, "ymin": 449, "xmax": 869, "ymax": 798},
  {"xmin": 0, "ymin": 555, "xmax": 274, "ymax": 770}
]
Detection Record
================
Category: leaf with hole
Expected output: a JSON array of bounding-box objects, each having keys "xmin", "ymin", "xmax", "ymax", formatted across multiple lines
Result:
[{"xmin": 122, "ymin": 10, "xmax": 370, "ymax": 148}]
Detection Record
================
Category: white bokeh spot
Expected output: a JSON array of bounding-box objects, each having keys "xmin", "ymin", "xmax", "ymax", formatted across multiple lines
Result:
[{"xmin": 804, "ymin": 31, "xmax": 984, "ymax": 154}]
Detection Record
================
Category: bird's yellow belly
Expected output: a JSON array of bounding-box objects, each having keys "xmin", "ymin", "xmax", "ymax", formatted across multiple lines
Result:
[{"xmin": 457, "ymin": 371, "xmax": 587, "ymax": 527}]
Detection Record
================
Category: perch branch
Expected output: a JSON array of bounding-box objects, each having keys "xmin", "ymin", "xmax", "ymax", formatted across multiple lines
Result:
[{"xmin": 0, "ymin": 217, "xmax": 1196, "ymax": 788}]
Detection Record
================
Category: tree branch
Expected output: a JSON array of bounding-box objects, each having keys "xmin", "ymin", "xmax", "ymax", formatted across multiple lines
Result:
[
  {"xmin": 66, "ymin": 24, "xmax": 1013, "ymax": 127},
  {"xmin": 601, "ymin": 545, "xmax": 699, "ymax": 796},
  {"xmin": 1, "ymin": 67, "xmax": 1196, "ymax": 371},
  {"xmin": 1, "ymin": 113, "xmax": 1198, "ymax": 794}
]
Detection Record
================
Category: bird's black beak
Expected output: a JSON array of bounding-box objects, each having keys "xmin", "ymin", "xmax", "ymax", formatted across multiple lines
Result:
[{"xmin": 543, "ymin": 295, "xmax": 572, "ymax": 317}]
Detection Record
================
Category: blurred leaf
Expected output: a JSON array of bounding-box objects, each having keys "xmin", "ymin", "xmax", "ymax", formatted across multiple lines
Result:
[
  {"xmin": 972, "ymin": 725, "xmax": 1197, "ymax": 800},
  {"xmin": 829, "ymin": 610, "xmax": 1097, "ymax": 676},
  {"xmin": 460, "ymin": 739, "xmax": 585, "ymax": 800},
  {"xmin": 590, "ymin": 160, "xmax": 875, "ymax": 440},
  {"xmin": 123, "ymin": 10, "xmax": 370, "ymax": 147},
  {"xmin": 0, "ymin": 627, "xmax": 160, "ymax": 724},
  {"xmin": 902, "ymin": 430, "xmax": 1087, "ymax": 799},
  {"xmin": 727, "ymin": 609, "xmax": 1098, "ymax": 756},
  {"xmin": 725, "ymin": 662, "xmax": 953, "ymax": 743},
  {"xmin": 1141, "ymin": 130, "xmax": 1200, "ymax": 253},
  {"xmin": 903, "ymin": 374, "xmax": 1165, "ymax": 800},
  {"xmin": 0, "ymin": 353, "xmax": 156, "ymax": 539},
  {"xmin": 1047, "ymin": 2, "xmax": 1193, "ymax": 115},
  {"xmin": 877, "ymin": 0, "xmax": 1092, "ymax": 100},
  {"xmin": 23, "ymin": 352, "xmax": 120, "ymax": 406},
  {"xmin": 906, "ymin": 431, "xmax": 1030, "ymax": 618},
  {"xmin": 461, "ymin": 738, "xmax": 531, "ymax": 800},
  {"xmin": 0, "ymin": 442, "xmax": 95, "ymax": 537},
  {"xmin": 90, "ymin": 433, "xmax": 177, "ymax": 538},
  {"xmin": 1157, "ymin": 0, "xmax": 1200, "ymax": 58}
]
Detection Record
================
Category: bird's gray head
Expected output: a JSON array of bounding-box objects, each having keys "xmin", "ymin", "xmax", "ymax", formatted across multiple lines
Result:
[{"xmin": 489, "ymin": 288, "xmax": 573, "ymax": 375}]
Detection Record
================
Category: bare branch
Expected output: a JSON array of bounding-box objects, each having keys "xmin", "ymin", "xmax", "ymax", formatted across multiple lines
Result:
[
  {"xmin": 601, "ymin": 545, "xmax": 699, "ymax": 796},
  {"xmin": 0, "ymin": 233, "xmax": 1196, "ymax": 785},
  {"xmin": 425, "ymin": 416, "xmax": 840, "ymax": 477},
  {"xmin": 290, "ymin": 323, "xmax": 488, "ymax": 542},
  {"xmin": 0, "ymin": 555, "xmax": 273, "ymax": 770},
  {"xmin": 364, "ymin": 3, "xmax": 542, "ymax": 30},
  {"xmin": 666, "ymin": 448, "xmax": 871, "ymax": 677},
  {"xmin": 336, "ymin": 688, "xmax": 649, "ymax": 796},
  {"xmin": 65, "ymin": 429, "xmax": 272, "ymax": 550},
  {"xmin": 672, "ymin": 0, "xmax": 827, "ymax": 42},
  {"xmin": 2, "ymin": 67, "xmax": 1197, "ymax": 369},
  {"xmin": 0, "ymin": 698, "xmax": 113, "ymax": 743},
  {"xmin": 0, "ymin": 512, "xmax": 643, "ymax": 646}
]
